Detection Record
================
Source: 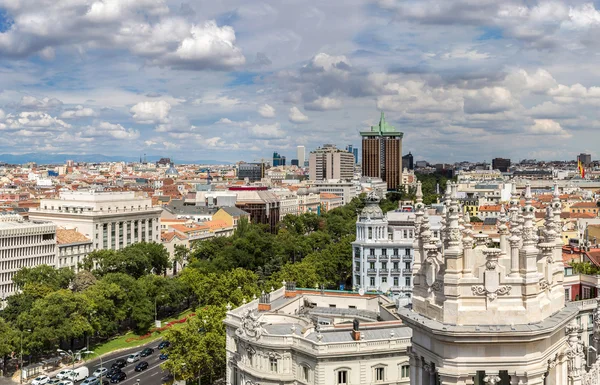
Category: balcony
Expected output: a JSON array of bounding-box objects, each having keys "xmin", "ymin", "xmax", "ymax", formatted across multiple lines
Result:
[
  {"xmin": 403, "ymin": 256, "xmax": 413, "ymax": 262},
  {"xmin": 403, "ymin": 270, "xmax": 412, "ymax": 276},
  {"xmin": 367, "ymin": 255, "xmax": 377, "ymax": 261},
  {"xmin": 379, "ymin": 268, "xmax": 389, "ymax": 274},
  {"xmin": 391, "ymin": 269, "xmax": 401, "ymax": 274},
  {"xmin": 367, "ymin": 269, "xmax": 377, "ymax": 275},
  {"xmin": 390, "ymin": 254, "xmax": 401, "ymax": 260}
]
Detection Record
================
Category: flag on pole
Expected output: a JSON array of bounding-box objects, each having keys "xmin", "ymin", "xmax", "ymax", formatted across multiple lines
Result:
[{"xmin": 578, "ymin": 160, "xmax": 586, "ymax": 178}]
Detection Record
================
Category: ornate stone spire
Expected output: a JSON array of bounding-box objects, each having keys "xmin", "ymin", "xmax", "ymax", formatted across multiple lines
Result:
[
  {"xmin": 521, "ymin": 183, "xmax": 536, "ymax": 249},
  {"xmin": 594, "ymin": 296, "xmax": 600, "ymax": 352}
]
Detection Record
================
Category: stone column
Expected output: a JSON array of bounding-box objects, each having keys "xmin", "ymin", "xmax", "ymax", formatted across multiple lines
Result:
[
  {"xmin": 122, "ymin": 221, "xmax": 127, "ymax": 247},
  {"xmin": 107, "ymin": 222, "xmax": 113, "ymax": 250},
  {"xmin": 509, "ymin": 235, "xmax": 520, "ymax": 277},
  {"xmin": 409, "ymin": 351, "xmax": 421, "ymax": 385},
  {"xmin": 98, "ymin": 222, "xmax": 103, "ymax": 249},
  {"xmin": 115, "ymin": 221, "xmax": 120, "ymax": 250},
  {"xmin": 137, "ymin": 220, "xmax": 142, "ymax": 242},
  {"xmin": 145, "ymin": 219, "xmax": 150, "ymax": 242}
]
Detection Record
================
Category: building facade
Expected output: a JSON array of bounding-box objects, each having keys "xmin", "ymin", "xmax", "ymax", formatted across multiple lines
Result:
[
  {"xmin": 56, "ymin": 228, "xmax": 92, "ymax": 272},
  {"xmin": 398, "ymin": 182, "xmax": 600, "ymax": 384},
  {"xmin": 491, "ymin": 157, "xmax": 511, "ymax": 172},
  {"xmin": 578, "ymin": 153, "xmax": 592, "ymax": 167},
  {"xmin": 0, "ymin": 214, "xmax": 56, "ymax": 295},
  {"xmin": 238, "ymin": 163, "xmax": 265, "ymax": 182},
  {"xmin": 309, "ymin": 145, "xmax": 355, "ymax": 181},
  {"xmin": 312, "ymin": 180, "xmax": 357, "ymax": 205},
  {"xmin": 29, "ymin": 191, "xmax": 162, "ymax": 250},
  {"xmin": 361, "ymin": 112, "xmax": 403, "ymax": 191},
  {"xmin": 225, "ymin": 285, "xmax": 412, "ymax": 385}
]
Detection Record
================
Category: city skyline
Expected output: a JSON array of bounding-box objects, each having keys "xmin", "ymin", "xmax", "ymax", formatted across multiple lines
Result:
[{"xmin": 1, "ymin": 1, "xmax": 600, "ymax": 162}]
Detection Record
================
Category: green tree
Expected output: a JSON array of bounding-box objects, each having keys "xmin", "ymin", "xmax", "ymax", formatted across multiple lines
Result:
[
  {"xmin": 13, "ymin": 265, "xmax": 74, "ymax": 297},
  {"xmin": 161, "ymin": 305, "xmax": 226, "ymax": 384},
  {"xmin": 173, "ymin": 244, "xmax": 189, "ymax": 275},
  {"xmin": 123, "ymin": 242, "xmax": 171, "ymax": 276},
  {"xmin": 72, "ymin": 270, "xmax": 97, "ymax": 292},
  {"xmin": 0, "ymin": 317, "xmax": 17, "ymax": 365}
]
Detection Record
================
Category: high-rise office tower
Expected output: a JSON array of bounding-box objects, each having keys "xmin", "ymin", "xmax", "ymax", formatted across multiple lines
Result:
[
  {"xmin": 402, "ymin": 152, "xmax": 414, "ymax": 170},
  {"xmin": 492, "ymin": 157, "xmax": 511, "ymax": 172},
  {"xmin": 272, "ymin": 152, "xmax": 286, "ymax": 167},
  {"xmin": 578, "ymin": 153, "xmax": 592, "ymax": 167},
  {"xmin": 297, "ymin": 146, "xmax": 305, "ymax": 167},
  {"xmin": 361, "ymin": 112, "xmax": 403, "ymax": 191},
  {"xmin": 346, "ymin": 145, "xmax": 360, "ymax": 164},
  {"xmin": 309, "ymin": 144, "xmax": 355, "ymax": 181}
]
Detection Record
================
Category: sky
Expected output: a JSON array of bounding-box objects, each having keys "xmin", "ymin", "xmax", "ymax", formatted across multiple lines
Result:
[{"xmin": 1, "ymin": 0, "xmax": 600, "ymax": 163}]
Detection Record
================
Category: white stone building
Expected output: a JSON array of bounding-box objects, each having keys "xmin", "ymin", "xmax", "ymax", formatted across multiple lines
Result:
[
  {"xmin": 297, "ymin": 188, "xmax": 321, "ymax": 214},
  {"xmin": 225, "ymin": 285, "xmax": 412, "ymax": 385},
  {"xmin": 0, "ymin": 214, "xmax": 56, "ymax": 295},
  {"xmin": 56, "ymin": 228, "xmax": 92, "ymax": 272},
  {"xmin": 29, "ymin": 191, "xmax": 162, "ymax": 250},
  {"xmin": 271, "ymin": 189, "xmax": 300, "ymax": 220},
  {"xmin": 398, "ymin": 181, "xmax": 600, "ymax": 384},
  {"xmin": 312, "ymin": 180, "xmax": 357, "ymax": 205}
]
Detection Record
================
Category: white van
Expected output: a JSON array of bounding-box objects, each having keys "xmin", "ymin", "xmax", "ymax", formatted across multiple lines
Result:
[{"xmin": 68, "ymin": 367, "xmax": 89, "ymax": 382}]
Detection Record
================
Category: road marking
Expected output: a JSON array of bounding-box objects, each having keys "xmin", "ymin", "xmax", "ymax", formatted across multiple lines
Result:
[{"xmin": 119, "ymin": 367, "xmax": 163, "ymax": 385}]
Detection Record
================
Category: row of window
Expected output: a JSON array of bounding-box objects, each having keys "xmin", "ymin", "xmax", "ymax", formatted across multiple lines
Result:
[
  {"xmin": 356, "ymin": 276, "xmax": 411, "ymax": 287},
  {"xmin": 355, "ymin": 247, "xmax": 412, "ymax": 257},
  {"xmin": 361, "ymin": 261, "xmax": 411, "ymax": 270},
  {"xmin": 0, "ymin": 233, "xmax": 55, "ymax": 247}
]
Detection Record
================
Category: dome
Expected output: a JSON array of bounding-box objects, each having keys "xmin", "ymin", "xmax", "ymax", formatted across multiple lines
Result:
[
  {"xmin": 360, "ymin": 192, "xmax": 384, "ymax": 220},
  {"xmin": 297, "ymin": 188, "xmax": 308, "ymax": 196},
  {"xmin": 165, "ymin": 164, "xmax": 179, "ymax": 176},
  {"xmin": 308, "ymin": 187, "xmax": 319, "ymax": 194}
]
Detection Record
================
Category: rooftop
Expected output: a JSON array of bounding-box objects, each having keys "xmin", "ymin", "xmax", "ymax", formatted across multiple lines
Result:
[{"xmin": 56, "ymin": 228, "xmax": 91, "ymax": 245}]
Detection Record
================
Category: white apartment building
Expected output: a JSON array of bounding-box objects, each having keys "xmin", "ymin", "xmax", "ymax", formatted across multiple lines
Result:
[
  {"xmin": 312, "ymin": 180, "xmax": 357, "ymax": 205},
  {"xmin": 56, "ymin": 228, "xmax": 93, "ymax": 272},
  {"xmin": 309, "ymin": 145, "xmax": 354, "ymax": 181},
  {"xmin": 225, "ymin": 284, "xmax": 412, "ymax": 385},
  {"xmin": 0, "ymin": 214, "xmax": 56, "ymax": 295},
  {"xmin": 297, "ymin": 145, "xmax": 306, "ymax": 167},
  {"xmin": 271, "ymin": 189, "xmax": 300, "ymax": 220},
  {"xmin": 29, "ymin": 191, "xmax": 162, "ymax": 250},
  {"xmin": 297, "ymin": 188, "xmax": 321, "ymax": 214}
]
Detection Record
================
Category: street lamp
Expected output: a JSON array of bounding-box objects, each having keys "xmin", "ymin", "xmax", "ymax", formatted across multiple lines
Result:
[
  {"xmin": 57, "ymin": 348, "xmax": 83, "ymax": 380},
  {"xmin": 20, "ymin": 329, "xmax": 31, "ymax": 385},
  {"xmin": 82, "ymin": 351, "xmax": 102, "ymax": 381}
]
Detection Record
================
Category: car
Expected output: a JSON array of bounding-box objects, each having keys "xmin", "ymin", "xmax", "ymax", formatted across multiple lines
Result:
[
  {"xmin": 58, "ymin": 381, "xmax": 74, "ymax": 385},
  {"xmin": 126, "ymin": 353, "xmax": 140, "ymax": 363},
  {"xmin": 56, "ymin": 371, "xmax": 72, "ymax": 380},
  {"xmin": 48, "ymin": 378, "xmax": 62, "ymax": 385},
  {"xmin": 158, "ymin": 341, "xmax": 170, "ymax": 350},
  {"xmin": 110, "ymin": 372, "xmax": 126, "ymax": 384},
  {"xmin": 102, "ymin": 380, "xmax": 109, "ymax": 385},
  {"xmin": 134, "ymin": 362, "xmax": 148, "ymax": 372},
  {"xmin": 105, "ymin": 368, "xmax": 121, "ymax": 379},
  {"xmin": 140, "ymin": 348, "xmax": 154, "ymax": 357},
  {"xmin": 81, "ymin": 377, "xmax": 99, "ymax": 385},
  {"xmin": 67, "ymin": 367, "xmax": 89, "ymax": 382},
  {"xmin": 32, "ymin": 376, "xmax": 50, "ymax": 385},
  {"xmin": 161, "ymin": 374, "xmax": 174, "ymax": 384},
  {"xmin": 111, "ymin": 359, "xmax": 126, "ymax": 369},
  {"xmin": 159, "ymin": 353, "xmax": 168, "ymax": 360},
  {"xmin": 92, "ymin": 368, "xmax": 108, "ymax": 378}
]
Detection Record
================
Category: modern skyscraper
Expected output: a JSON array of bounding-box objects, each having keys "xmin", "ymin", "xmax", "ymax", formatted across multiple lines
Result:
[
  {"xmin": 492, "ymin": 157, "xmax": 511, "ymax": 172},
  {"xmin": 272, "ymin": 152, "xmax": 286, "ymax": 167},
  {"xmin": 297, "ymin": 146, "xmax": 305, "ymax": 167},
  {"xmin": 361, "ymin": 112, "xmax": 403, "ymax": 191},
  {"xmin": 309, "ymin": 144, "xmax": 355, "ymax": 181},
  {"xmin": 346, "ymin": 145, "xmax": 360, "ymax": 164},
  {"xmin": 402, "ymin": 152, "xmax": 414, "ymax": 170},
  {"xmin": 578, "ymin": 153, "xmax": 592, "ymax": 167}
]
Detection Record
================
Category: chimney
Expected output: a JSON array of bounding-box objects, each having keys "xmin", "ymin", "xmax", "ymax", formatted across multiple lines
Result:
[
  {"xmin": 352, "ymin": 319, "xmax": 361, "ymax": 341},
  {"xmin": 284, "ymin": 281, "xmax": 297, "ymax": 298},
  {"xmin": 258, "ymin": 292, "xmax": 271, "ymax": 312}
]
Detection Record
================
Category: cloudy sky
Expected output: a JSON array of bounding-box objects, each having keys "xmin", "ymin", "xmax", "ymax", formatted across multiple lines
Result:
[{"xmin": 0, "ymin": 0, "xmax": 600, "ymax": 163}]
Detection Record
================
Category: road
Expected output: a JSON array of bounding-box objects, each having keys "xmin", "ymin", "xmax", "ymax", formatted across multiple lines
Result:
[{"xmin": 79, "ymin": 341, "xmax": 170, "ymax": 385}]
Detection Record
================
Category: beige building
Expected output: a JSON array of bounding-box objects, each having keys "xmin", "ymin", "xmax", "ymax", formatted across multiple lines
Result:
[
  {"xmin": 56, "ymin": 228, "xmax": 92, "ymax": 272},
  {"xmin": 309, "ymin": 144, "xmax": 354, "ymax": 181},
  {"xmin": 29, "ymin": 191, "xmax": 162, "ymax": 250}
]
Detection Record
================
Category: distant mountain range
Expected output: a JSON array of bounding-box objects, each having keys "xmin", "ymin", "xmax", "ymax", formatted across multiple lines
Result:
[{"xmin": 0, "ymin": 153, "xmax": 230, "ymax": 165}]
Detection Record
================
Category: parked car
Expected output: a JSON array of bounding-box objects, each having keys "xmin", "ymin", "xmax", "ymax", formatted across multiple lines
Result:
[
  {"xmin": 101, "ymin": 380, "xmax": 109, "ymax": 385},
  {"xmin": 126, "ymin": 353, "xmax": 140, "ymax": 363},
  {"xmin": 111, "ymin": 360, "xmax": 126, "ymax": 369},
  {"xmin": 58, "ymin": 381, "xmax": 74, "ymax": 385},
  {"xmin": 81, "ymin": 377, "xmax": 99, "ymax": 385},
  {"xmin": 67, "ymin": 367, "xmax": 89, "ymax": 382},
  {"xmin": 92, "ymin": 368, "xmax": 107, "ymax": 378},
  {"xmin": 158, "ymin": 341, "xmax": 170, "ymax": 349},
  {"xmin": 105, "ymin": 368, "xmax": 121, "ymax": 379},
  {"xmin": 48, "ymin": 378, "xmax": 62, "ymax": 385},
  {"xmin": 159, "ymin": 353, "xmax": 168, "ymax": 360},
  {"xmin": 110, "ymin": 372, "xmax": 127, "ymax": 384},
  {"xmin": 57, "ymin": 371, "xmax": 72, "ymax": 380},
  {"xmin": 32, "ymin": 376, "xmax": 50, "ymax": 385},
  {"xmin": 134, "ymin": 362, "xmax": 148, "ymax": 372},
  {"xmin": 140, "ymin": 348, "xmax": 154, "ymax": 357}
]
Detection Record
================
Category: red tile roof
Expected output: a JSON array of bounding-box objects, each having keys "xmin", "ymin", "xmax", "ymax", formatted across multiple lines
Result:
[{"xmin": 571, "ymin": 202, "xmax": 598, "ymax": 209}]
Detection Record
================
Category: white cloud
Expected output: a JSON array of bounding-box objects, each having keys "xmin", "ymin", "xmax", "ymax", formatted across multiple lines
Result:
[
  {"xmin": 0, "ymin": 109, "xmax": 5, "ymax": 120},
  {"xmin": 85, "ymin": 121, "xmax": 140, "ymax": 140},
  {"xmin": 19, "ymin": 96, "xmax": 63, "ymax": 109},
  {"xmin": 60, "ymin": 105, "xmax": 98, "ymax": 119},
  {"xmin": 130, "ymin": 100, "xmax": 171, "ymax": 124},
  {"xmin": 288, "ymin": 106, "xmax": 309, "ymax": 123},
  {"xmin": 304, "ymin": 97, "xmax": 343, "ymax": 111},
  {"xmin": 5, "ymin": 111, "xmax": 71, "ymax": 131},
  {"xmin": 527, "ymin": 119, "xmax": 571, "ymax": 137},
  {"xmin": 441, "ymin": 49, "xmax": 490, "ymax": 60},
  {"xmin": 248, "ymin": 122, "xmax": 285, "ymax": 139},
  {"xmin": 464, "ymin": 87, "xmax": 517, "ymax": 114},
  {"xmin": 194, "ymin": 95, "xmax": 241, "ymax": 107},
  {"xmin": 258, "ymin": 104, "xmax": 276, "ymax": 118}
]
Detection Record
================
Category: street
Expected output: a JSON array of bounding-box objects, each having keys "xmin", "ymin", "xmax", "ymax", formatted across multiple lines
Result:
[{"xmin": 83, "ymin": 341, "xmax": 170, "ymax": 385}]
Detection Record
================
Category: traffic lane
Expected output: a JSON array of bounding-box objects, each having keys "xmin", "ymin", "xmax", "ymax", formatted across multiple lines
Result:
[
  {"xmin": 87, "ymin": 341, "xmax": 164, "ymax": 372},
  {"xmin": 96, "ymin": 354, "xmax": 168, "ymax": 385}
]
